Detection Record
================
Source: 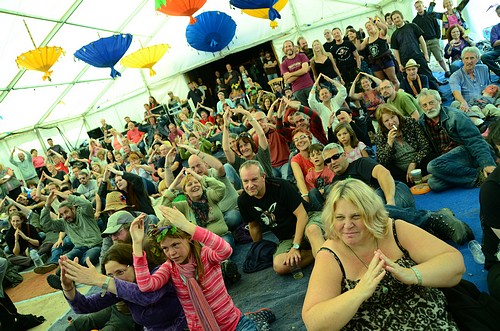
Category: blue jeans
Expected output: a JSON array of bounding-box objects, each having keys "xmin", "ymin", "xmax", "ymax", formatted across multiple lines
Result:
[
  {"xmin": 49, "ymin": 236, "xmax": 75, "ymax": 264},
  {"xmin": 293, "ymin": 86, "xmax": 313, "ymax": 107},
  {"xmin": 235, "ymin": 315, "xmax": 257, "ymax": 331},
  {"xmin": 481, "ymin": 48, "xmax": 500, "ymax": 76},
  {"xmin": 223, "ymin": 209, "xmax": 243, "ymax": 231},
  {"xmin": 221, "ymin": 232, "xmax": 235, "ymax": 250},
  {"xmin": 65, "ymin": 245, "xmax": 101, "ymax": 267},
  {"xmin": 427, "ymin": 145, "xmax": 479, "ymax": 192},
  {"xmin": 384, "ymin": 205, "xmax": 431, "ymax": 228},
  {"xmin": 272, "ymin": 163, "xmax": 292, "ymax": 181},
  {"xmin": 375, "ymin": 181, "xmax": 415, "ymax": 209},
  {"xmin": 224, "ymin": 163, "xmax": 242, "ymax": 190}
]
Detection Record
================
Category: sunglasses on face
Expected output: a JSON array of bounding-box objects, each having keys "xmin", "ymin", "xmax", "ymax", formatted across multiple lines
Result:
[{"xmin": 323, "ymin": 153, "xmax": 343, "ymax": 165}]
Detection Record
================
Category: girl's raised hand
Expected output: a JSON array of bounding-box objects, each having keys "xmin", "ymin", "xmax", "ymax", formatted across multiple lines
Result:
[
  {"xmin": 129, "ymin": 213, "xmax": 147, "ymax": 244},
  {"xmin": 158, "ymin": 206, "xmax": 196, "ymax": 235}
]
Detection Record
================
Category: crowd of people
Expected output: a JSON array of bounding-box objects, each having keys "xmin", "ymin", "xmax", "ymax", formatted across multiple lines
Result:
[{"xmin": 2, "ymin": 1, "xmax": 500, "ymax": 330}]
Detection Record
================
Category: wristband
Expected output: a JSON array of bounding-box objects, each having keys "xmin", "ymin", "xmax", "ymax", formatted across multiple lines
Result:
[
  {"xmin": 101, "ymin": 276, "xmax": 111, "ymax": 297},
  {"xmin": 63, "ymin": 285, "xmax": 74, "ymax": 292},
  {"xmin": 410, "ymin": 266, "xmax": 422, "ymax": 286}
]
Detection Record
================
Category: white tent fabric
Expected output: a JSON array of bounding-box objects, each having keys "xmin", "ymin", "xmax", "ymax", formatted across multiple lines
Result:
[{"xmin": 0, "ymin": 0, "xmax": 496, "ymax": 164}]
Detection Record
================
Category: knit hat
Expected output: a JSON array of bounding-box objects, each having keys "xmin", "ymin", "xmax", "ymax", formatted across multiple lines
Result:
[{"xmin": 102, "ymin": 191, "xmax": 133, "ymax": 212}]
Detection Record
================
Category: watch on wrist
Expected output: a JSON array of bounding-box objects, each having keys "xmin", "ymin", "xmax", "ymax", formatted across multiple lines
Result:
[
  {"xmin": 101, "ymin": 276, "xmax": 111, "ymax": 297},
  {"xmin": 292, "ymin": 243, "xmax": 300, "ymax": 250}
]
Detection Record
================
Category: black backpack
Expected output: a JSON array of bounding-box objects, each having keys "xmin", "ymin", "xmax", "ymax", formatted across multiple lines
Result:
[{"xmin": 243, "ymin": 240, "xmax": 277, "ymax": 273}]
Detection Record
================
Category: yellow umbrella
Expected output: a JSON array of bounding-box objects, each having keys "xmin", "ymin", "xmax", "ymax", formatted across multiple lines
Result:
[
  {"xmin": 242, "ymin": 0, "xmax": 288, "ymax": 28},
  {"xmin": 120, "ymin": 44, "xmax": 170, "ymax": 76},
  {"xmin": 16, "ymin": 46, "xmax": 65, "ymax": 82}
]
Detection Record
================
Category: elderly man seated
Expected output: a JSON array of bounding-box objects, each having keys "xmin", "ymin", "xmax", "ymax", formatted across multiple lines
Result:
[
  {"xmin": 417, "ymin": 88, "xmax": 497, "ymax": 192},
  {"xmin": 449, "ymin": 46, "xmax": 491, "ymax": 113}
]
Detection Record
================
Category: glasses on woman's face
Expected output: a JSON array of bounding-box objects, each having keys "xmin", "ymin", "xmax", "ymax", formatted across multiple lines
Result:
[
  {"xmin": 107, "ymin": 265, "xmax": 130, "ymax": 278},
  {"xmin": 323, "ymin": 153, "xmax": 343, "ymax": 165},
  {"xmin": 293, "ymin": 134, "xmax": 308, "ymax": 143}
]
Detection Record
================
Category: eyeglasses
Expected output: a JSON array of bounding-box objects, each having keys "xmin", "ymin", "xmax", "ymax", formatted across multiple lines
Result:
[
  {"xmin": 293, "ymin": 134, "xmax": 309, "ymax": 143},
  {"xmin": 238, "ymin": 132, "xmax": 252, "ymax": 139},
  {"xmin": 107, "ymin": 265, "xmax": 130, "ymax": 278},
  {"xmin": 295, "ymin": 118, "xmax": 306, "ymax": 124},
  {"xmin": 110, "ymin": 227, "xmax": 125, "ymax": 238},
  {"xmin": 324, "ymin": 153, "xmax": 343, "ymax": 165}
]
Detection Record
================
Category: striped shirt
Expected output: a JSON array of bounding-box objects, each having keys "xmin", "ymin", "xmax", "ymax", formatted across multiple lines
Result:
[{"xmin": 134, "ymin": 226, "xmax": 241, "ymax": 331}]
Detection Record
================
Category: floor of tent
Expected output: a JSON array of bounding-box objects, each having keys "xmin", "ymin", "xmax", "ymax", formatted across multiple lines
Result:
[{"xmin": 10, "ymin": 67, "xmax": 493, "ymax": 330}]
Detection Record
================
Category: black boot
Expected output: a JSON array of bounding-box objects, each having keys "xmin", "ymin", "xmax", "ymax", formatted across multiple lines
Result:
[{"xmin": 425, "ymin": 208, "xmax": 474, "ymax": 245}]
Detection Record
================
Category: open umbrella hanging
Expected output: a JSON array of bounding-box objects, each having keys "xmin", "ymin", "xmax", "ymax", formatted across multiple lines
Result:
[
  {"xmin": 241, "ymin": 0, "xmax": 288, "ymax": 28},
  {"xmin": 186, "ymin": 11, "xmax": 236, "ymax": 53},
  {"xmin": 74, "ymin": 34, "xmax": 133, "ymax": 79},
  {"xmin": 120, "ymin": 44, "xmax": 170, "ymax": 76},
  {"xmin": 15, "ymin": 20, "xmax": 65, "ymax": 81},
  {"xmin": 156, "ymin": 0, "xmax": 207, "ymax": 24}
]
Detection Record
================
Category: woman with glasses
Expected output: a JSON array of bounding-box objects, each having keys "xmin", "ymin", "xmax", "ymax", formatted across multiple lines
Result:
[
  {"xmin": 374, "ymin": 104, "xmax": 434, "ymax": 186},
  {"xmin": 291, "ymin": 128, "xmax": 315, "ymax": 202},
  {"xmin": 58, "ymin": 242, "xmax": 187, "ymax": 331}
]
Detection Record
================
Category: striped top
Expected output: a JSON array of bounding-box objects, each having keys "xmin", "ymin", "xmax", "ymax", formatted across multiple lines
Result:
[{"xmin": 134, "ymin": 226, "xmax": 241, "ymax": 331}]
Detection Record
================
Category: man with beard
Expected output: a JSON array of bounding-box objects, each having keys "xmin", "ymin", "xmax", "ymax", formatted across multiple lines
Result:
[
  {"xmin": 238, "ymin": 160, "xmax": 325, "ymax": 275},
  {"xmin": 378, "ymin": 79, "xmax": 421, "ymax": 120},
  {"xmin": 41, "ymin": 191, "xmax": 102, "ymax": 289},
  {"xmin": 399, "ymin": 59, "xmax": 429, "ymax": 97},
  {"xmin": 76, "ymin": 169, "xmax": 98, "ymax": 202},
  {"xmin": 417, "ymin": 88, "xmax": 496, "ymax": 192},
  {"xmin": 321, "ymin": 142, "xmax": 474, "ymax": 246},
  {"xmin": 280, "ymin": 40, "xmax": 314, "ymax": 107}
]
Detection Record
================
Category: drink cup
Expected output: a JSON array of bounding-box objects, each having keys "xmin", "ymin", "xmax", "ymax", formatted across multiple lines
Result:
[
  {"xmin": 290, "ymin": 264, "xmax": 303, "ymax": 280},
  {"xmin": 410, "ymin": 169, "xmax": 422, "ymax": 184}
]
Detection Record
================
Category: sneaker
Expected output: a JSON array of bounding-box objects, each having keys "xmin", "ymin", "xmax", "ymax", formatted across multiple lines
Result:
[
  {"xmin": 46, "ymin": 274, "xmax": 63, "ymax": 291},
  {"xmin": 245, "ymin": 308, "xmax": 275, "ymax": 331},
  {"xmin": 34, "ymin": 263, "xmax": 58, "ymax": 275},
  {"xmin": 426, "ymin": 208, "xmax": 474, "ymax": 245}
]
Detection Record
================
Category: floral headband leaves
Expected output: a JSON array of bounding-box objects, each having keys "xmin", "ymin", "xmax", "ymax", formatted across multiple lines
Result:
[{"xmin": 156, "ymin": 225, "xmax": 177, "ymax": 243}]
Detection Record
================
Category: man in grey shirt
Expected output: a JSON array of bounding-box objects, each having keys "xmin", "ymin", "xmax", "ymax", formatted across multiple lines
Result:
[
  {"xmin": 9, "ymin": 147, "xmax": 38, "ymax": 183},
  {"xmin": 76, "ymin": 169, "xmax": 98, "ymax": 202}
]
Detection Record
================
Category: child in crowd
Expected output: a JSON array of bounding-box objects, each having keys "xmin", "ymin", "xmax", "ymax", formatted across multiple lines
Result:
[
  {"xmin": 305, "ymin": 144, "xmax": 336, "ymax": 211},
  {"xmin": 130, "ymin": 209, "xmax": 259, "ymax": 330},
  {"xmin": 333, "ymin": 122, "xmax": 368, "ymax": 162}
]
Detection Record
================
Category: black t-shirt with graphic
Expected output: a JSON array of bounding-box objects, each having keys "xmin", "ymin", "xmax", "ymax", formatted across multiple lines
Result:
[
  {"xmin": 238, "ymin": 177, "xmax": 302, "ymax": 241},
  {"xmin": 330, "ymin": 40, "xmax": 357, "ymax": 68}
]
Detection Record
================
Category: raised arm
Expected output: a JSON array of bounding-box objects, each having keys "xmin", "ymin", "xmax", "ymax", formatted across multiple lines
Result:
[
  {"xmin": 236, "ymin": 108, "xmax": 268, "ymax": 150},
  {"xmin": 222, "ymin": 109, "xmax": 236, "ymax": 164}
]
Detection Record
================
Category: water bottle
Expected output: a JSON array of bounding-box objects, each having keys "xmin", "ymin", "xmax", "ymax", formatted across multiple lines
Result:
[
  {"xmin": 468, "ymin": 240, "xmax": 485, "ymax": 264},
  {"xmin": 29, "ymin": 248, "xmax": 44, "ymax": 268}
]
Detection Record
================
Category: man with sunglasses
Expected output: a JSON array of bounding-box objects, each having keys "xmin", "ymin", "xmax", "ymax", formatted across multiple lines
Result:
[{"xmin": 322, "ymin": 143, "xmax": 474, "ymax": 245}]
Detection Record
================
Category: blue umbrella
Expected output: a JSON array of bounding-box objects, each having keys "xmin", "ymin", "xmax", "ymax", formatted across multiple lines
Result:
[
  {"xmin": 230, "ymin": 0, "xmax": 281, "ymax": 21},
  {"xmin": 74, "ymin": 34, "xmax": 133, "ymax": 78},
  {"xmin": 186, "ymin": 11, "xmax": 236, "ymax": 53}
]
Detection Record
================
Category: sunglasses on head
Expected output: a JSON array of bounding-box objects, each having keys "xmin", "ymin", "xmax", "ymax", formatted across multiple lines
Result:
[{"xmin": 324, "ymin": 153, "xmax": 343, "ymax": 165}]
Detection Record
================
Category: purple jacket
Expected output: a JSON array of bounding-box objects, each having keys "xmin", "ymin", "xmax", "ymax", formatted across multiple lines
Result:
[{"xmin": 67, "ymin": 279, "xmax": 186, "ymax": 331}]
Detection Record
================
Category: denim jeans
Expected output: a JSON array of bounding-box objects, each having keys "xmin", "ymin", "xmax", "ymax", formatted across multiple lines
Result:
[
  {"xmin": 272, "ymin": 163, "xmax": 292, "ymax": 181},
  {"xmin": 235, "ymin": 315, "xmax": 258, "ymax": 331},
  {"xmin": 49, "ymin": 236, "xmax": 75, "ymax": 264},
  {"xmin": 427, "ymin": 145, "xmax": 479, "ymax": 192},
  {"xmin": 293, "ymin": 86, "xmax": 313, "ymax": 107},
  {"xmin": 223, "ymin": 209, "xmax": 243, "ymax": 231},
  {"xmin": 481, "ymin": 48, "xmax": 500, "ymax": 76},
  {"xmin": 221, "ymin": 232, "xmax": 235, "ymax": 250},
  {"xmin": 375, "ymin": 181, "xmax": 415, "ymax": 209},
  {"xmin": 267, "ymin": 73, "xmax": 278, "ymax": 81},
  {"xmin": 224, "ymin": 163, "xmax": 242, "ymax": 190},
  {"xmin": 384, "ymin": 205, "xmax": 432, "ymax": 228},
  {"xmin": 65, "ymin": 245, "xmax": 102, "ymax": 267}
]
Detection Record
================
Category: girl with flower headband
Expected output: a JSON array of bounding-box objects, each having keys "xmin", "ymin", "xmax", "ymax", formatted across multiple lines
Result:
[{"xmin": 130, "ymin": 205, "xmax": 258, "ymax": 330}]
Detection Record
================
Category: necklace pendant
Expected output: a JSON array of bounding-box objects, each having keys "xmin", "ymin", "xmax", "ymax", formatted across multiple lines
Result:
[{"xmin": 381, "ymin": 285, "xmax": 389, "ymax": 294}]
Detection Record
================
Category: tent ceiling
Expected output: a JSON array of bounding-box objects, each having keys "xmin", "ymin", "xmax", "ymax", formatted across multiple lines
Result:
[{"xmin": 0, "ymin": 0, "xmax": 389, "ymax": 139}]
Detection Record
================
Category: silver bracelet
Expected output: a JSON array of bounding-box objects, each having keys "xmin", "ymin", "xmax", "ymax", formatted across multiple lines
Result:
[{"xmin": 410, "ymin": 266, "xmax": 422, "ymax": 286}]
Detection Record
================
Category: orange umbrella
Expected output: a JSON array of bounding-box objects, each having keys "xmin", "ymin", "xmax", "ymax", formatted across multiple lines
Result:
[
  {"xmin": 156, "ymin": 0, "xmax": 207, "ymax": 24},
  {"xmin": 120, "ymin": 44, "xmax": 169, "ymax": 76},
  {"xmin": 16, "ymin": 46, "xmax": 65, "ymax": 81}
]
